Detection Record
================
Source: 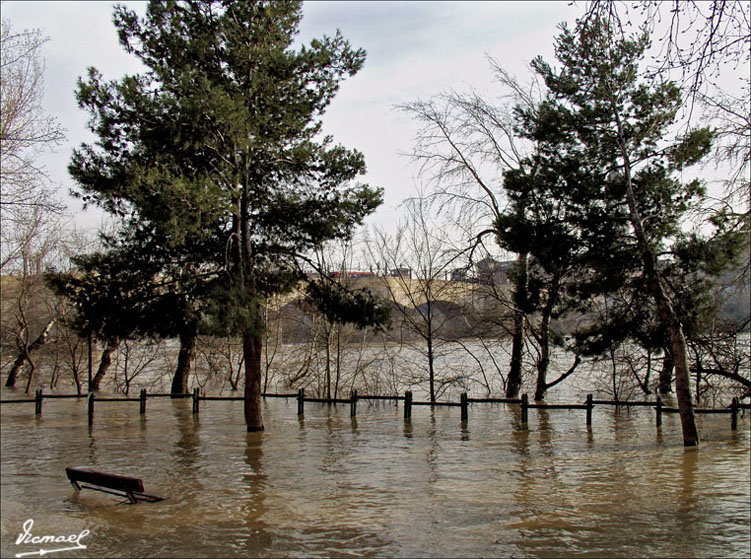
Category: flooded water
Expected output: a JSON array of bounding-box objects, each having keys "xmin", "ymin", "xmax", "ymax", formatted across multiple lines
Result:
[{"xmin": 1, "ymin": 395, "xmax": 749, "ymax": 558}]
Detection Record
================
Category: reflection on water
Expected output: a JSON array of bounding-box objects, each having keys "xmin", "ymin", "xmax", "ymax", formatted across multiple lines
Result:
[{"xmin": 1, "ymin": 397, "xmax": 749, "ymax": 558}]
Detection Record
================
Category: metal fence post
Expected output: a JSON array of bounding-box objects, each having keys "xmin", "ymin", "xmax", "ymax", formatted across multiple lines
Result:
[
  {"xmin": 88, "ymin": 392, "xmax": 95, "ymax": 426},
  {"xmin": 655, "ymin": 396, "xmax": 662, "ymax": 427},
  {"xmin": 404, "ymin": 391, "xmax": 412, "ymax": 420},
  {"xmin": 192, "ymin": 387, "xmax": 200, "ymax": 414}
]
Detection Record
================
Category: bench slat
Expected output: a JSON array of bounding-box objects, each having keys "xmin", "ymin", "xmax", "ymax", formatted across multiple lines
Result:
[
  {"xmin": 66, "ymin": 467, "xmax": 145, "ymax": 493},
  {"xmin": 66, "ymin": 467, "xmax": 164, "ymax": 503}
]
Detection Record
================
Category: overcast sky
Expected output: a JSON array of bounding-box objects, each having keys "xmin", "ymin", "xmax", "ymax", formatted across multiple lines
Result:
[{"xmin": 2, "ymin": 1, "xmax": 583, "ymax": 232}]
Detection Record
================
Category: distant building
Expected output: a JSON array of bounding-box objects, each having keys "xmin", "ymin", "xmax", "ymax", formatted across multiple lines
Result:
[
  {"xmin": 449, "ymin": 259, "xmax": 515, "ymax": 284},
  {"xmin": 390, "ymin": 267, "xmax": 412, "ymax": 279},
  {"xmin": 451, "ymin": 267, "xmax": 471, "ymax": 282},
  {"xmin": 476, "ymin": 257, "xmax": 514, "ymax": 285},
  {"xmin": 332, "ymin": 270, "xmax": 376, "ymax": 279}
]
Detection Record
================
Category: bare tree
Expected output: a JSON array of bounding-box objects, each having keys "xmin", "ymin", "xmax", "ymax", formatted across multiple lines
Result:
[
  {"xmin": 368, "ymin": 197, "xmax": 472, "ymax": 402},
  {"xmin": 50, "ymin": 314, "xmax": 86, "ymax": 394},
  {"xmin": 194, "ymin": 336, "xmax": 244, "ymax": 393},
  {"xmin": 1, "ymin": 19, "xmax": 70, "ymax": 389},
  {"xmin": 112, "ymin": 339, "xmax": 163, "ymax": 396},
  {"xmin": 266, "ymin": 239, "xmax": 384, "ymax": 399},
  {"xmin": 1, "ymin": 210, "xmax": 74, "ymax": 389},
  {"xmin": 398, "ymin": 61, "xmax": 546, "ymax": 398},
  {"xmin": 311, "ymin": 239, "xmax": 391, "ymax": 399},
  {"xmin": 0, "ymin": 18, "xmax": 65, "ymax": 263}
]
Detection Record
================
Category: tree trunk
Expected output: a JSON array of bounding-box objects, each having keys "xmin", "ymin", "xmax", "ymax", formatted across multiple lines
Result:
[
  {"xmin": 652, "ymin": 285, "xmax": 699, "ymax": 445},
  {"xmin": 23, "ymin": 345, "xmax": 37, "ymax": 394},
  {"xmin": 324, "ymin": 326, "xmax": 332, "ymax": 400},
  {"xmin": 427, "ymin": 335, "xmax": 436, "ymax": 403},
  {"xmin": 624, "ymin": 217, "xmax": 699, "ymax": 445},
  {"xmin": 7, "ymin": 355, "xmax": 24, "ymax": 389},
  {"xmin": 623, "ymin": 192, "xmax": 699, "ymax": 445},
  {"xmin": 534, "ymin": 273, "xmax": 560, "ymax": 401},
  {"xmin": 534, "ymin": 326, "xmax": 550, "ymax": 401},
  {"xmin": 171, "ymin": 326, "xmax": 197, "ymax": 395},
  {"xmin": 507, "ymin": 312, "xmax": 524, "ymax": 398},
  {"xmin": 71, "ymin": 364, "xmax": 82, "ymax": 395},
  {"xmin": 243, "ymin": 328, "xmax": 264, "ymax": 432},
  {"xmin": 506, "ymin": 253, "xmax": 528, "ymax": 398},
  {"xmin": 5, "ymin": 320, "xmax": 54, "ymax": 387},
  {"xmin": 334, "ymin": 325, "xmax": 342, "ymax": 399},
  {"xmin": 659, "ymin": 350, "xmax": 673, "ymax": 395},
  {"xmin": 612, "ymin": 100, "xmax": 699, "ymax": 447},
  {"xmin": 93, "ymin": 337, "xmax": 120, "ymax": 391},
  {"xmin": 237, "ymin": 184, "xmax": 265, "ymax": 431}
]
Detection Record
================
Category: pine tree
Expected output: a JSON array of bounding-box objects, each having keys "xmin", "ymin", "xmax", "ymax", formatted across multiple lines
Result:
[
  {"xmin": 69, "ymin": 1, "xmax": 384, "ymax": 431},
  {"xmin": 506, "ymin": 19, "xmax": 743, "ymax": 446}
]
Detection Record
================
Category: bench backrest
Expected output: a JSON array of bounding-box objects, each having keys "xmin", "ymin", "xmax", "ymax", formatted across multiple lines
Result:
[{"xmin": 66, "ymin": 467, "xmax": 145, "ymax": 493}]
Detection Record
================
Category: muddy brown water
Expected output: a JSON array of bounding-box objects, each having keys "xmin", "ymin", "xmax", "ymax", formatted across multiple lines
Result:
[{"xmin": 1, "ymin": 394, "xmax": 749, "ymax": 558}]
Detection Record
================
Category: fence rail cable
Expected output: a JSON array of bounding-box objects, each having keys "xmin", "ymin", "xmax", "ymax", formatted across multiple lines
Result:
[
  {"xmin": 527, "ymin": 403, "xmax": 589, "ymax": 410},
  {"xmin": 2, "ymin": 390, "xmax": 747, "ymax": 432},
  {"xmin": 591, "ymin": 400, "xmax": 656, "ymax": 407},
  {"xmin": 411, "ymin": 400, "xmax": 462, "ymax": 407},
  {"xmin": 468, "ymin": 397, "xmax": 523, "ymax": 404},
  {"xmin": 304, "ymin": 397, "xmax": 352, "ymax": 404},
  {"xmin": 3, "ymin": 392, "xmax": 748, "ymax": 409}
]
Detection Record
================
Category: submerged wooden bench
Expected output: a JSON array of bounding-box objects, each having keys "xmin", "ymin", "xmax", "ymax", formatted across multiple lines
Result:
[{"xmin": 66, "ymin": 467, "xmax": 165, "ymax": 504}]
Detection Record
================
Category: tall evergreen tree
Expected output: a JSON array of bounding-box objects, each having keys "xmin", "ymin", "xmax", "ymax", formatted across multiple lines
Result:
[
  {"xmin": 506, "ymin": 19, "xmax": 743, "ymax": 446},
  {"xmin": 69, "ymin": 0, "xmax": 384, "ymax": 431}
]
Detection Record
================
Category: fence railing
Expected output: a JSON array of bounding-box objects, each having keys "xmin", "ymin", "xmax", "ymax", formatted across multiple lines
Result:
[{"xmin": 2, "ymin": 388, "xmax": 748, "ymax": 431}]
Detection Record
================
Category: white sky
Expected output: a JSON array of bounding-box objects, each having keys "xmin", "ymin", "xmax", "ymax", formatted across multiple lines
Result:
[{"xmin": 1, "ymin": 0, "xmax": 582, "ymax": 234}]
